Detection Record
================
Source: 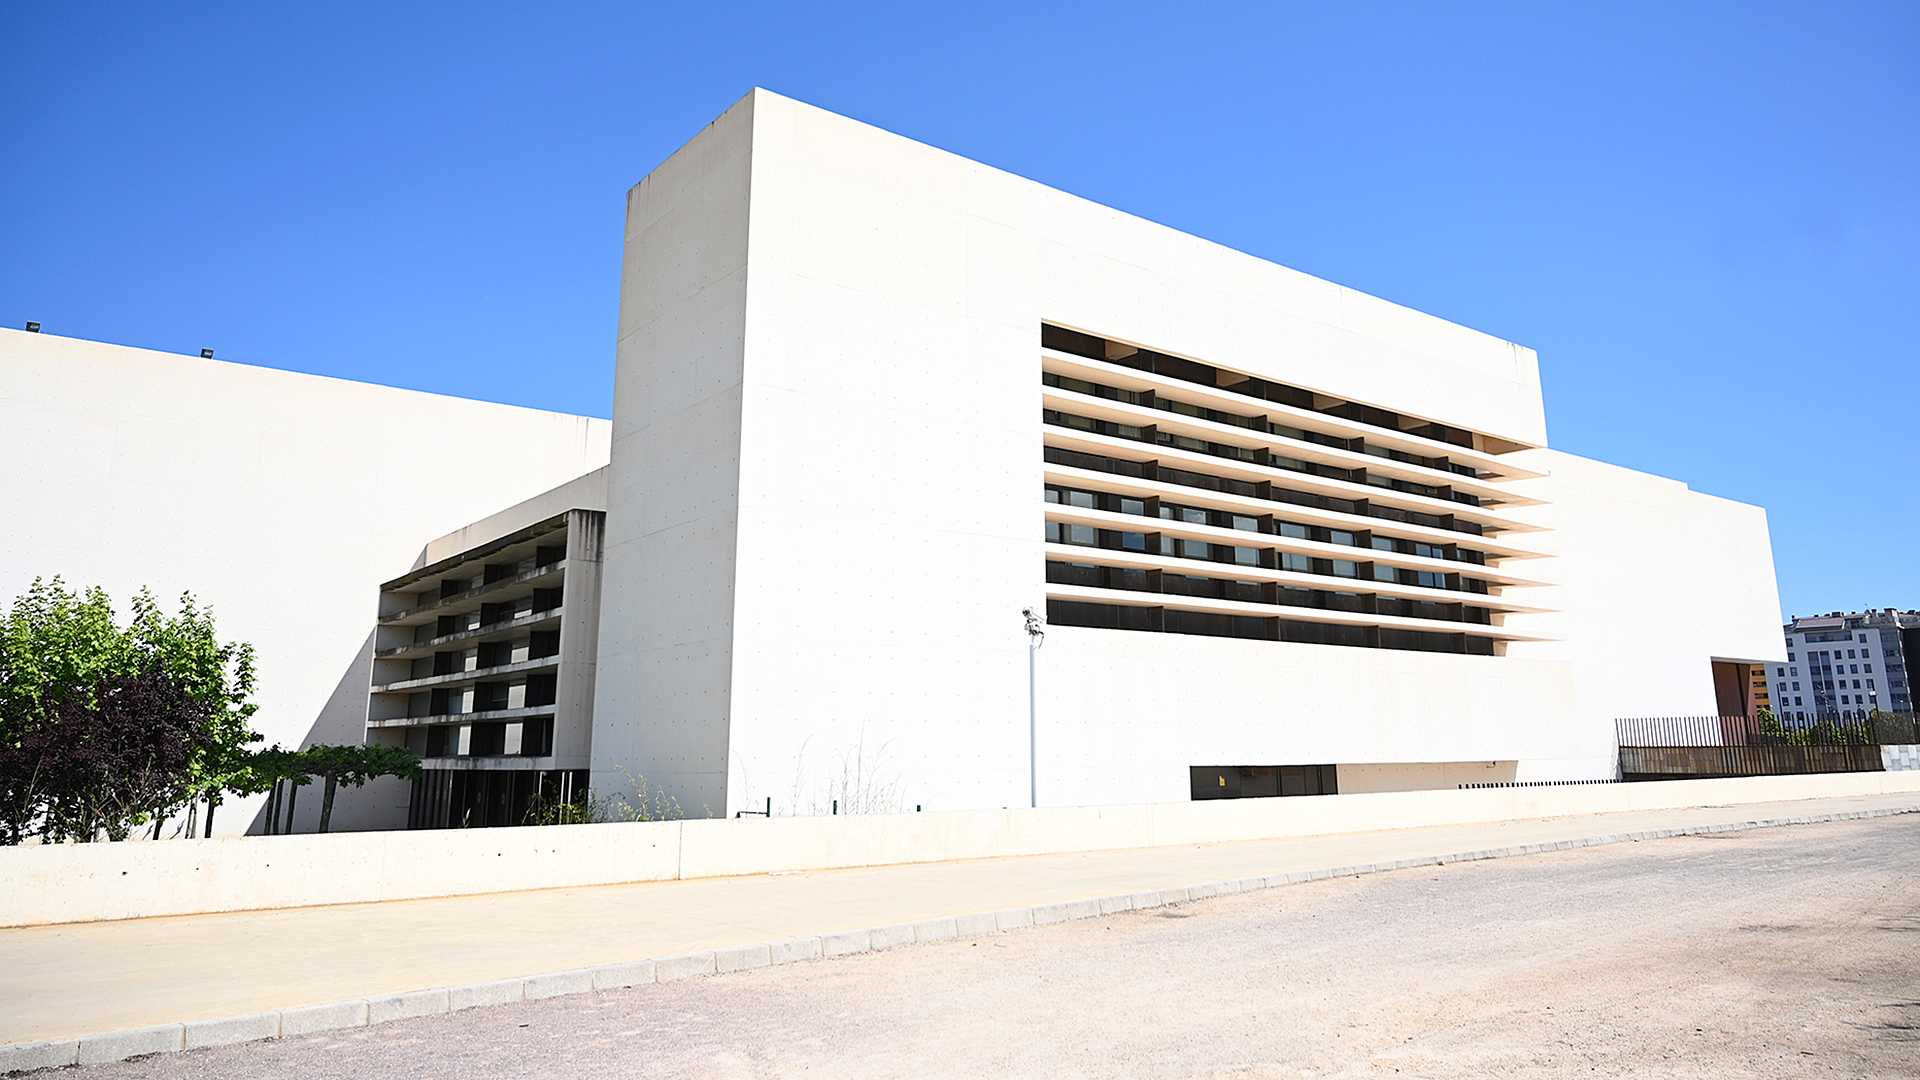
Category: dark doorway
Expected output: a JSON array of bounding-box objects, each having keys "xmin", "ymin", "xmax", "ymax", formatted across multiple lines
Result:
[{"xmin": 1191, "ymin": 764, "xmax": 1339, "ymax": 800}]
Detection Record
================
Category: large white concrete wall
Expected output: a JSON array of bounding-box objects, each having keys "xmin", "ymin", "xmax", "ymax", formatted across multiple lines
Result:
[
  {"xmin": 600, "ymin": 89, "xmax": 1785, "ymax": 815},
  {"xmin": 1033, "ymin": 633, "xmax": 1577, "ymax": 805},
  {"xmin": 1502, "ymin": 450, "xmax": 1786, "ymax": 771},
  {"xmin": 591, "ymin": 94, "xmax": 757, "ymax": 816},
  {"xmin": 730, "ymin": 89, "xmax": 1560, "ymax": 814},
  {"xmin": 0, "ymin": 330, "xmax": 611, "ymax": 833},
  {"xmin": 4, "ymin": 770, "xmax": 1911, "ymax": 927}
]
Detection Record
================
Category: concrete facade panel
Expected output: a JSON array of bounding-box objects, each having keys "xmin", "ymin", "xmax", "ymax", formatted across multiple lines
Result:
[{"xmin": 591, "ymin": 92, "xmax": 758, "ymax": 818}]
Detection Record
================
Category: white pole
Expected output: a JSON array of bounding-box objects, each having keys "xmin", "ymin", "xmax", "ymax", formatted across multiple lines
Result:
[
  {"xmin": 1022, "ymin": 607, "xmax": 1044, "ymax": 809},
  {"xmin": 1028, "ymin": 633, "xmax": 1037, "ymax": 808}
]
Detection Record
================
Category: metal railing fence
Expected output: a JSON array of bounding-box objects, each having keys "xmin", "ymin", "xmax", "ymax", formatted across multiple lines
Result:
[{"xmin": 1613, "ymin": 712, "xmax": 1914, "ymax": 780}]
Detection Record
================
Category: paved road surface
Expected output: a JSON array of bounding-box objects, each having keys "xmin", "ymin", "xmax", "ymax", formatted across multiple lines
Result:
[
  {"xmin": 66, "ymin": 814, "xmax": 1918, "ymax": 1079},
  {"xmin": 11, "ymin": 791, "xmax": 1917, "ymax": 1047}
]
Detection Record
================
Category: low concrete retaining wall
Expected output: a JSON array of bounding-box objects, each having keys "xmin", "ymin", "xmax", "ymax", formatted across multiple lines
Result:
[
  {"xmin": 4, "ymin": 771, "xmax": 1919, "ymax": 927},
  {"xmin": 1883, "ymin": 744, "xmax": 1920, "ymax": 771}
]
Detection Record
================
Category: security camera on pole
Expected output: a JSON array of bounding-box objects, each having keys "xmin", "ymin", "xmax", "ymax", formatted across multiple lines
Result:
[{"xmin": 1022, "ymin": 606, "xmax": 1045, "ymax": 808}]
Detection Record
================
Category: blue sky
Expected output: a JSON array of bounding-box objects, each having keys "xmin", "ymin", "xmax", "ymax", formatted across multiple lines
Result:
[{"xmin": 3, "ymin": 2, "xmax": 1914, "ymax": 618}]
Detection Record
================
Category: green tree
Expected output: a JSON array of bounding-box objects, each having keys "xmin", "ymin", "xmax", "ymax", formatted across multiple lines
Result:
[
  {"xmin": 1867, "ymin": 708, "xmax": 1915, "ymax": 744},
  {"xmin": 0, "ymin": 578, "xmax": 259, "ymax": 842},
  {"xmin": 0, "ymin": 579, "xmax": 133, "ymax": 744},
  {"xmin": 300, "ymin": 744, "xmax": 422, "ymax": 833},
  {"xmin": 241, "ymin": 746, "xmax": 310, "ymax": 835},
  {"xmin": 33, "ymin": 668, "xmax": 217, "ymax": 842},
  {"xmin": 125, "ymin": 588, "xmax": 260, "ymax": 835}
]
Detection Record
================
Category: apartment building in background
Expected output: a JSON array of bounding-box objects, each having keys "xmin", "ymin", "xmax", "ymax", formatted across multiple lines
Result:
[{"xmin": 1771, "ymin": 610, "xmax": 1920, "ymax": 721}]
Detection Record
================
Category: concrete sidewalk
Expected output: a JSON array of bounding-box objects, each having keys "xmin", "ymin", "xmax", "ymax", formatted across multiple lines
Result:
[{"xmin": 4, "ymin": 790, "xmax": 1917, "ymax": 1063}]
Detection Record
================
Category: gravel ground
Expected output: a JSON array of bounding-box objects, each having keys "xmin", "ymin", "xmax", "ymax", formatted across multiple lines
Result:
[{"xmin": 63, "ymin": 815, "xmax": 1920, "ymax": 1079}]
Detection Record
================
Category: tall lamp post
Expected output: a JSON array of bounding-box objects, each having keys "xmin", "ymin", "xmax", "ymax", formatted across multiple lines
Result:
[{"xmin": 1022, "ymin": 606, "xmax": 1045, "ymax": 808}]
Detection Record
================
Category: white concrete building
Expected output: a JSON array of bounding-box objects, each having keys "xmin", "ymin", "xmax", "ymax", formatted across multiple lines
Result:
[
  {"xmin": 589, "ymin": 90, "xmax": 1786, "ymax": 815},
  {"xmin": 1, "ymin": 90, "xmax": 1788, "ymax": 830}
]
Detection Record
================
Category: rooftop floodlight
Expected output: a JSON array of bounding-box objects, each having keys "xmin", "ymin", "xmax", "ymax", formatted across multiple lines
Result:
[
  {"xmin": 200, "ymin": 347, "xmax": 215, "ymax": 359},
  {"xmin": 25, "ymin": 321, "xmax": 39, "ymax": 332}
]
